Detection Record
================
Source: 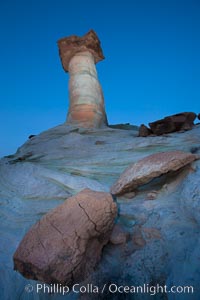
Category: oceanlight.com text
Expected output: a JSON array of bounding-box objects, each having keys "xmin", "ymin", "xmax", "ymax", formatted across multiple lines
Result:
[{"xmin": 24, "ymin": 283, "xmax": 194, "ymax": 296}]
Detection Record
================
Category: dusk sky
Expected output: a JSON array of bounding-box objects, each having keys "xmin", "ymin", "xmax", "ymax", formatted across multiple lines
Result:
[{"xmin": 0, "ymin": 0, "xmax": 200, "ymax": 157}]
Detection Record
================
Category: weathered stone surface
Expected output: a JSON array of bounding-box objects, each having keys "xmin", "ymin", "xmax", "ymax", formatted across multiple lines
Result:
[
  {"xmin": 149, "ymin": 112, "xmax": 197, "ymax": 135},
  {"xmin": 123, "ymin": 191, "xmax": 136, "ymax": 199},
  {"xmin": 58, "ymin": 30, "xmax": 107, "ymax": 128},
  {"xmin": 149, "ymin": 117, "xmax": 176, "ymax": 135},
  {"xmin": 110, "ymin": 151, "xmax": 197, "ymax": 196},
  {"xmin": 13, "ymin": 188, "xmax": 117, "ymax": 285},
  {"xmin": 58, "ymin": 30, "xmax": 104, "ymax": 72},
  {"xmin": 146, "ymin": 190, "xmax": 158, "ymax": 200},
  {"xmin": 2, "ymin": 124, "xmax": 200, "ymax": 299},
  {"xmin": 66, "ymin": 51, "xmax": 107, "ymax": 128},
  {"xmin": 138, "ymin": 124, "xmax": 152, "ymax": 137},
  {"xmin": 132, "ymin": 226, "xmax": 162, "ymax": 251},
  {"xmin": 142, "ymin": 227, "xmax": 162, "ymax": 240},
  {"xmin": 110, "ymin": 224, "xmax": 128, "ymax": 245},
  {"xmin": 109, "ymin": 123, "xmax": 139, "ymax": 130},
  {"xmin": 132, "ymin": 225, "xmax": 146, "ymax": 249},
  {"xmin": 180, "ymin": 165, "xmax": 200, "ymax": 225}
]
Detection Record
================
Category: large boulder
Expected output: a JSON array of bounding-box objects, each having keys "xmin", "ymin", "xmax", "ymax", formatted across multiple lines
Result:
[
  {"xmin": 149, "ymin": 112, "xmax": 197, "ymax": 135},
  {"xmin": 13, "ymin": 188, "xmax": 117, "ymax": 286},
  {"xmin": 110, "ymin": 151, "xmax": 197, "ymax": 196}
]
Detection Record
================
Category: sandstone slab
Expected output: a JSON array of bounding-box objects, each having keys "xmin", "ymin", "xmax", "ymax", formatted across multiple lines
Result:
[
  {"xmin": 139, "ymin": 112, "xmax": 197, "ymax": 137},
  {"xmin": 13, "ymin": 189, "xmax": 117, "ymax": 285},
  {"xmin": 110, "ymin": 151, "xmax": 197, "ymax": 196},
  {"xmin": 149, "ymin": 112, "xmax": 197, "ymax": 135}
]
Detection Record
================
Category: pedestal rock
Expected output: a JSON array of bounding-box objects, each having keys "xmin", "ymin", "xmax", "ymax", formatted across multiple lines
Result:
[{"xmin": 58, "ymin": 30, "xmax": 108, "ymax": 128}]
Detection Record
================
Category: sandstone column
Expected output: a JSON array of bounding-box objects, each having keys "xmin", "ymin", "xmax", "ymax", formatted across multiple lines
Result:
[{"xmin": 57, "ymin": 30, "xmax": 108, "ymax": 128}]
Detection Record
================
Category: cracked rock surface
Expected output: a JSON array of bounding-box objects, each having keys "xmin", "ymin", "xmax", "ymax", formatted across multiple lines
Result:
[
  {"xmin": 1, "ymin": 124, "xmax": 200, "ymax": 299},
  {"xmin": 13, "ymin": 188, "xmax": 117, "ymax": 285},
  {"xmin": 110, "ymin": 150, "xmax": 197, "ymax": 196}
]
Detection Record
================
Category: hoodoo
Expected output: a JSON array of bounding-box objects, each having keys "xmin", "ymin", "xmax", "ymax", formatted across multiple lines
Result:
[{"xmin": 58, "ymin": 30, "xmax": 108, "ymax": 128}]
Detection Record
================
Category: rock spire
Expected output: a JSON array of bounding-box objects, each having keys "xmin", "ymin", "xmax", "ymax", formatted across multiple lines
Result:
[{"xmin": 58, "ymin": 30, "xmax": 108, "ymax": 128}]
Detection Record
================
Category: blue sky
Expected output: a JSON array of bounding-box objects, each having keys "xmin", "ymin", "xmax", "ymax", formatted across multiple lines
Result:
[{"xmin": 0, "ymin": 0, "xmax": 200, "ymax": 156}]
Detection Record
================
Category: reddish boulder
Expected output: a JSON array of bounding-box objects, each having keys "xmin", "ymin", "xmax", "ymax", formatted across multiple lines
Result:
[
  {"xmin": 58, "ymin": 29, "xmax": 104, "ymax": 72},
  {"xmin": 149, "ymin": 112, "xmax": 196, "ymax": 135},
  {"xmin": 149, "ymin": 118, "xmax": 175, "ymax": 135},
  {"xmin": 13, "ymin": 189, "xmax": 117, "ymax": 285}
]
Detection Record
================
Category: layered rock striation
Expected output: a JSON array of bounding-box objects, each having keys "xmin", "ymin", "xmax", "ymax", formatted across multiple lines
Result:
[
  {"xmin": 1, "ymin": 123, "xmax": 200, "ymax": 299},
  {"xmin": 58, "ymin": 30, "xmax": 108, "ymax": 128}
]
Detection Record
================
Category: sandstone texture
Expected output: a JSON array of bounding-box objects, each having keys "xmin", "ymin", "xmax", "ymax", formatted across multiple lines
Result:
[
  {"xmin": 149, "ymin": 112, "xmax": 196, "ymax": 135},
  {"xmin": 138, "ymin": 124, "xmax": 152, "ymax": 137},
  {"xmin": 146, "ymin": 190, "xmax": 158, "ymax": 200},
  {"xmin": 109, "ymin": 224, "xmax": 128, "ymax": 245},
  {"xmin": 1, "ymin": 124, "xmax": 200, "ymax": 300},
  {"xmin": 67, "ymin": 51, "xmax": 108, "ymax": 128},
  {"xmin": 13, "ymin": 189, "xmax": 117, "ymax": 285},
  {"xmin": 58, "ymin": 30, "xmax": 107, "ymax": 128},
  {"xmin": 110, "ymin": 150, "xmax": 197, "ymax": 196},
  {"xmin": 58, "ymin": 30, "xmax": 104, "ymax": 72},
  {"xmin": 139, "ymin": 112, "xmax": 197, "ymax": 136}
]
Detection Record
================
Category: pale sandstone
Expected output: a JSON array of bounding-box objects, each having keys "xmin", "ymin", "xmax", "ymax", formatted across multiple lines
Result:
[{"xmin": 110, "ymin": 151, "xmax": 197, "ymax": 196}]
